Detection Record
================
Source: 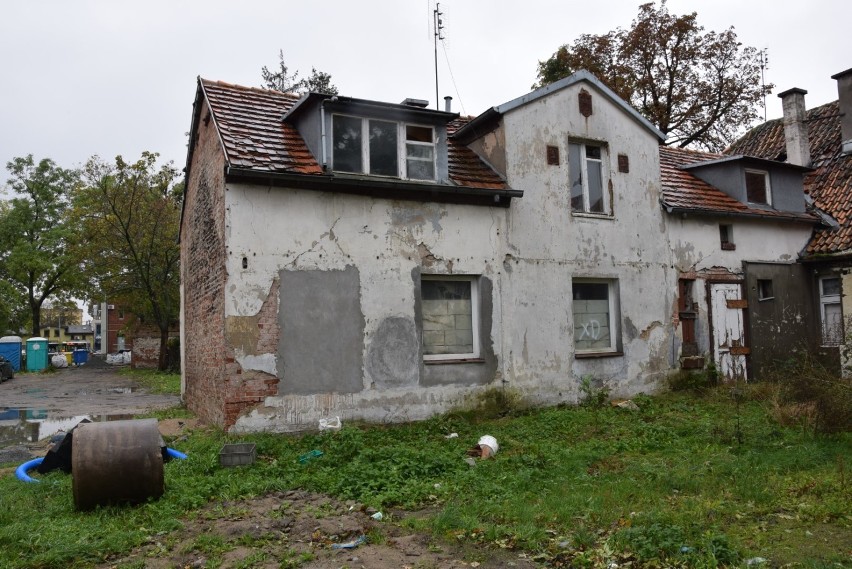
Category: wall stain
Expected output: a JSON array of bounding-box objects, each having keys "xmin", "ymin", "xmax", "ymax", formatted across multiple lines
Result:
[{"xmin": 639, "ymin": 320, "xmax": 663, "ymax": 341}]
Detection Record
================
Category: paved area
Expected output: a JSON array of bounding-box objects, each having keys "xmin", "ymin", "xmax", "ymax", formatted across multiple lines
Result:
[{"xmin": 0, "ymin": 356, "xmax": 181, "ymax": 458}]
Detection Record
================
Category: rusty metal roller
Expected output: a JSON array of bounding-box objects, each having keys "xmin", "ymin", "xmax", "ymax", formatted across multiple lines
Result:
[{"xmin": 72, "ymin": 418, "xmax": 165, "ymax": 511}]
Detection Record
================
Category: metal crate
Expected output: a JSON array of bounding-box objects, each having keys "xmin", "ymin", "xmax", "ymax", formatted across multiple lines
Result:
[{"xmin": 219, "ymin": 443, "xmax": 256, "ymax": 467}]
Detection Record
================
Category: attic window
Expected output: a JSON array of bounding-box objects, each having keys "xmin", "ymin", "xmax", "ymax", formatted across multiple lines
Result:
[
  {"xmin": 578, "ymin": 89, "xmax": 593, "ymax": 117},
  {"xmin": 745, "ymin": 169, "xmax": 771, "ymax": 205},
  {"xmin": 332, "ymin": 114, "xmax": 435, "ymax": 181}
]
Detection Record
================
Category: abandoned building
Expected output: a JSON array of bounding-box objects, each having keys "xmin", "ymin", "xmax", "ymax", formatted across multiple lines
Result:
[
  {"xmin": 180, "ymin": 70, "xmax": 677, "ymax": 431},
  {"xmin": 727, "ymin": 68, "xmax": 852, "ymax": 376}
]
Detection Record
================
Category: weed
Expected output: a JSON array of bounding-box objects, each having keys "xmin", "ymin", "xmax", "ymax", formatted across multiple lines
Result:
[
  {"xmin": 579, "ymin": 374, "xmax": 610, "ymax": 407},
  {"xmin": 668, "ymin": 369, "xmax": 714, "ymax": 392},
  {"xmin": 121, "ymin": 368, "xmax": 181, "ymax": 395},
  {"xmin": 471, "ymin": 387, "xmax": 525, "ymax": 419}
]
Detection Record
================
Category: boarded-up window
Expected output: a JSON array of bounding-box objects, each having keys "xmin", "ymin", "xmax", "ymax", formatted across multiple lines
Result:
[
  {"xmin": 579, "ymin": 89, "xmax": 593, "ymax": 117},
  {"xmin": 546, "ymin": 145, "xmax": 559, "ymax": 165},
  {"xmin": 421, "ymin": 277, "xmax": 479, "ymax": 359}
]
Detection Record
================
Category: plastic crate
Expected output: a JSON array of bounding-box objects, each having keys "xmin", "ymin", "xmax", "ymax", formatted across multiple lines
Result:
[{"xmin": 219, "ymin": 443, "xmax": 256, "ymax": 467}]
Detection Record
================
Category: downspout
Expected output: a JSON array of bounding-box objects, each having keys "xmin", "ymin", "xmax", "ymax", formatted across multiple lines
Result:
[{"xmin": 320, "ymin": 100, "xmax": 328, "ymax": 170}]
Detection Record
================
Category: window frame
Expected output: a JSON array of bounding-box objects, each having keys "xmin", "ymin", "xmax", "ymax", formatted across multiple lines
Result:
[
  {"xmin": 569, "ymin": 141, "xmax": 610, "ymax": 216},
  {"xmin": 572, "ymin": 278, "xmax": 620, "ymax": 355},
  {"xmin": 331, "ymin": 114, "xmax": 437, "ymax": 181},
  {"xmin": 819, "ymin": 276, "xmax": 842, "ymax": 346},
  {"xmin": 420, "ymin": 275, "xmax": 480, "ymax": 362},
  {"xmin": 745, "ymin": 168, "xmax": 772, "ymax": 206}
]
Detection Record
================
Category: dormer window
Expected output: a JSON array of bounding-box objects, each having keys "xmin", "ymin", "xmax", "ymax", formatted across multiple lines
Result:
[
  {"xmin": 745, "ymin": 169, "xmax": 771, "ymax": 205},
  {"xmin": 332, "ymin": 115, "xmax": 435, "ymax": 181}
]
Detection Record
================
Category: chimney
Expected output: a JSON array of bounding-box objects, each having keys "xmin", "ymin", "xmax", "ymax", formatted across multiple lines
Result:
[
  {"xmin": 778, "ymin": 87, "xmax": 811, "ymax": 167},
  {"xmin": 831, "ymin": 68, "xmax": 852, "ymax": 154},
  {"xmin": 444, "ymin": 96, "xmax": 453, "ymax": 113}
]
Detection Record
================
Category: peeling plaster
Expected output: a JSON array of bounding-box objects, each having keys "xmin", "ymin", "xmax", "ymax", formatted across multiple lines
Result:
[
  {"xmin": 225, "ymin": 314, "xmax": 261, "ymax": 356},
  {"xmin": 236, "ymin": 353, "xmax": 277, "ymax": 375},
  {"xmin": 639, "ymin": 320, "xmax": 663, "ymax": 341}
]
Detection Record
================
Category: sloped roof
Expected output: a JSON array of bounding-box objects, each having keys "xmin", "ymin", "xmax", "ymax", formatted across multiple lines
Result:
[
  {"xmin": 659, "ymin": 146, "xmax": 818, "ymax": 223},
  {"xmin": 453, "ymin": 69, "xmax": 665, "ymax": 144},
  {"xmin": 727, "ymin": 101, "xmax": 852, "ymax": 256},
  {"xmin": 197, "ymin": 78, "xmax": 507, "ymax": 191}
]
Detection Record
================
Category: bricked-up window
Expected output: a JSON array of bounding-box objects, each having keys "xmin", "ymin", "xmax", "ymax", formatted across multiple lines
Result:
[
  {"xmin": 819, "ymin": 276, "xmax": 842, "ymax": 346},
  {"xmin": 332, "ymin": 114, "xmax": 435, "ymax": 181},
  {"xmin": 421, "ymin": 276, "xmax": 479, "ymax": 360},
  {"xmin": 546, "ymin": 145, "xmax": 560, "ymax": 165},
  {"xmin": 745, "ymin": 169, "xmax": 771, "ymax": 205},
  {"xmin": 578, "ymin": 89, "xmax": 593, "ymax": 117},
  {"xmin": 572, "ymin": 279, "xmax": 620, "ymax": 354},
  {"xmin": 569, "ymin": 143, "xmax": 607, "ymax": 214}
]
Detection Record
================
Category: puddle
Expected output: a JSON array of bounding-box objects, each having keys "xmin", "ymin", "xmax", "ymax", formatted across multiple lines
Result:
[{"xmin": 0, "ymin": 409, "xmax": 135, "ymax": 447}]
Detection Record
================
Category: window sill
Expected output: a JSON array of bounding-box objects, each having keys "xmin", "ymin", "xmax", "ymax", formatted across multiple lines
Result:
[
  {"xmin": 424, "ymin": 358, "xmax": 485, "ymax": 365},
  {"xmin": 571, "ymin": 212, "xmax": 614, "ymax": 220},
  {"xmin": 575, "ymin": 351, "xmax": 623, "ymax": 359}
]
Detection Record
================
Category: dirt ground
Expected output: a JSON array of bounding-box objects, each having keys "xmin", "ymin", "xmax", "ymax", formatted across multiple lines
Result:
[
  {"xmin": 98, "ymin": 491, "xmax": 539, "ymax": 569},
  {"xmin": 2, "ymin": 360, "xmax": 539, "ymax": 569}
]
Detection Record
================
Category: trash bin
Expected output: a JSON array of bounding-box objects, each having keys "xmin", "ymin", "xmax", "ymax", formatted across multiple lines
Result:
[
  {"xmin": 73, "ymin": 349, "xmax": 88, "ymax": 365},
  {"xmin": 0, "ymin": 336, "xmax": 22, "ymax": 372},
  {"xmin": 0, "ymin": 355, "xmax": 13, "ymax": 382},
  {"xmin": 26, "ymin": 337, "xmax": 49, "ymax": 372}
]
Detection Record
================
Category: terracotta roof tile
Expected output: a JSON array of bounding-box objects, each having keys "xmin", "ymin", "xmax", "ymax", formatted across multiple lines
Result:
[
  {"xmin": 727, "ymin": 101, "xmax": 852, "ymax": 256},
  {"xmin": 660, "ymin": 146, "xmax": 817, "ymax": 222},
  {"xmin": 201, "ymin": 79, "xmax": 507, "ymax": 191}
]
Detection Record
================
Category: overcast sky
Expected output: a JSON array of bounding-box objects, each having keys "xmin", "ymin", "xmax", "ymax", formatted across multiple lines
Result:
[{"xmin": 1, "ymin": 0, "xmax": 848, "ymax": 190}]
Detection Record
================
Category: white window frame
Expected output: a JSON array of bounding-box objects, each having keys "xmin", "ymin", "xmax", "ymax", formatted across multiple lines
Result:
[
  {"xmin": 331, "ymin": 114, "xmax": 436, "ymax": 181},
  {"xmin": 569, "ymin": 142, "xmax": 609, "ymax": 216},
  {"xmin": 572, "ymin": 278, "xmax": 619, "ymax": 354},
  {"xmin": 421, "ymin": 275, "xmax": 480, "ymax": 361},
  {"xmin": 819, "ymin": 276, "xmax": 842, "ymax": 346},
  {"xmin": 745, "ymin": 169, "xmax": 772, "ymax": 206}
]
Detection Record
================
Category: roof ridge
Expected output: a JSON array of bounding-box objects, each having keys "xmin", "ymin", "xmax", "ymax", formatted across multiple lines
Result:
[{"xmin": 200, "ymin": 77, "xmax": 301, "ymax": 101}]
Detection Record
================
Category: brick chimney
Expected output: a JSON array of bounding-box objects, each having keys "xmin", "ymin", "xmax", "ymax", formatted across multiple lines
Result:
[
  {"xmin": 831, "ymin": 68, "xmax": 852, "ymax": 154},
  {"xmin": 778, "ymin": 87, "xmax": 811, "ymax": 167}
]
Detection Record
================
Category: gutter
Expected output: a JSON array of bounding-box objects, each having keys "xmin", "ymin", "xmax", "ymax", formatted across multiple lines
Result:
[
  {"xmin": 661, "ymin": 204, "xmax": 821, "ymax": 224},
  {"xmin": 225, "ymin": 167, "xmax": 523, "ymax": 207}
]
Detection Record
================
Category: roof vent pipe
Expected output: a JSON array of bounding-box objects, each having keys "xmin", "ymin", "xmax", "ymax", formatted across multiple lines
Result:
[
  {"xmin": 444, "ymin": 96, "xmax": 452, "ymax": 113},
  {"xmin": 831, "ymin": 68, "xmax": 852, "ymax": 154},
  {"xmin": 778, "ymin": 87, "xmax": 811, "ymax": 167}
]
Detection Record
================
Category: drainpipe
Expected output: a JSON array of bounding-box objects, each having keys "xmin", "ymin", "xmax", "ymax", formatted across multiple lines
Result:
[{"xmin": 320, "ymin": 96, "xmax": 338, "ymax": 171}]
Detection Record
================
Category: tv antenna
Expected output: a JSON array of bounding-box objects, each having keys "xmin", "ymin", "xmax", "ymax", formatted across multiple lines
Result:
[
  {"xmin": 759, "ymin": 48, "xmax": 769, "ymax": 122},
  {"xmin": 433, "ymin": 3, "xmax": 445, "ymax": 111}
]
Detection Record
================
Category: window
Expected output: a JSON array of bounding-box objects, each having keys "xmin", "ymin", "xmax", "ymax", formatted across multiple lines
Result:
[
  {"xmin": 745, "ymin": 169, "xmax": 771, "ymax": 205},
  {"xmin": 54, "ymin": 329, "xmax": 60, "ymax": 338},
  {"xmin": 421, "ymin": 276, "xmax": 479, "ymax": 360},
  {"xmin": 757, "ymin": 279, "xmax": 774, "ymax": 300},
  {"xmin": 572, "ymin": 279, "xmax": 619, "ymax": 354},
  {"xmin": 569, "ymin": 142, "xmax": 607, "ymax": 214},
  {"xmin": 819, "ymin": 276, "xmax": 842, "ymax": 346},
  {"xmin": 546, "ymin": 145, "xmax": 560, "ymax": 165},
  {"xmin": 332, "ymin": 115, "xmax": 435, "ymax": 181},
  {"xmin": 719, "ymin": 224, "xmax": 736, "ymax": 250}
]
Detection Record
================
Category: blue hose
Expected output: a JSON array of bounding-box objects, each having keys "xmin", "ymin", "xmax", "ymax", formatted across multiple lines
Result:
[
  {"xmin": 16, "ymin": 448, "xmax": 187, "ymax": 483},
  {"xmin": 15, "ymin": 457, "xmax": 44, "ymax": 483}
]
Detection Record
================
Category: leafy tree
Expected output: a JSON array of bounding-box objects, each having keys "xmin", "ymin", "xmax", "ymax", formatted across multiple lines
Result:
[
  {"xmin": 534, "ymin": 1, "xmax": 769, "ymax": 151},
  {"xmin": 0, "ymin": 155, "xmax": 83, "ymax": 335},
  {"xmin": 261, "ymin": 50, "xmax": 339, "ymax": 95},
  {"xmin": 74, "ymin": 152, "xmax": 181, "ymax": 370}
]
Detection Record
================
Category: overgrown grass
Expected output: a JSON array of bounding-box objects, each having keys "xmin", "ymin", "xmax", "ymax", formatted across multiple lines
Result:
[
  {"xmin": 119, "ymin": 368, "xmax": 181, "ymax": 395},
  {"xmin": 0, "ymin": 388, "xmax": 849, "ymax": 568}
]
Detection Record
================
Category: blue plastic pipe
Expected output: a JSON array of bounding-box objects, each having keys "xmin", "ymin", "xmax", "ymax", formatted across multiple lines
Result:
[{"xmin": 16, "ymin": 448, "xmax": 187, "ymax": 483}]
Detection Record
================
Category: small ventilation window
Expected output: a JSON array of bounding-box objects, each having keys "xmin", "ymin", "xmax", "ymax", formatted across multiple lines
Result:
[
  {"xmin": 546, "ymin": 145, "xmax": 560, "ymax": 165},
  {"xmin": 242, "ymin": 257, "xmax": 248, "ymax": 269},
  {"xmin": 578, "ymin": 89, "xmax": 593, "ymax": 117},
  {"xmin": 720, "ymin": 224, "xmax": 735, "ymax": 250},
  {"xmin": 757, "ymin": 279, "xmax": 774, "ymax": 301},
  {"xmin": 618, "ymin": 154, "xmax": 629, "ymax": 173}
]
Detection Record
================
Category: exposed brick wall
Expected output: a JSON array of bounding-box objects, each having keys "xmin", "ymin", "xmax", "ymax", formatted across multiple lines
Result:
[
  {"xmin": 107, "ymin": 305, "xmax": 132, "ymax": 352},
  {"xmin": 182, "ymin": 100, "xmax": 229, "ymax": 426},
  {"xmin": 223, "ymin": 279, "xmax": 281, "ymax": 428}
]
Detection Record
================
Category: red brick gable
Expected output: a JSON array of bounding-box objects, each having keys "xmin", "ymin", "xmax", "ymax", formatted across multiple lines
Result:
[{"xmin": 727, "ymin": 101, "xmax": 852, "ymax": 256}]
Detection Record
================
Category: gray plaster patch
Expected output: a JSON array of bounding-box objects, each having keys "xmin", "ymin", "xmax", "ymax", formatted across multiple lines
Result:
[
  {"xmin": 277, "ymin": 266, "xmax": 365, "ymax": 395},
  {"xmin": 366, "ymin": 317, "xmax": 420, "ymax": 389}
]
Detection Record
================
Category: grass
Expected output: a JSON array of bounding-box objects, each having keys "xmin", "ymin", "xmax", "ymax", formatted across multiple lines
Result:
[
  {"xmin": 119, "ymin": 368, "xmax": 182, "ymax": 395},
  {"xmin": 0, "ymin": 386, "xmax": 849, "ymax": 568}
]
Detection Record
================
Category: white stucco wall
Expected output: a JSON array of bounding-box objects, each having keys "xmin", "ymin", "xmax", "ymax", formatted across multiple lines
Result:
[{"xmin": 497, "ymin": 81, "xmax": 675, "ymax": 400}]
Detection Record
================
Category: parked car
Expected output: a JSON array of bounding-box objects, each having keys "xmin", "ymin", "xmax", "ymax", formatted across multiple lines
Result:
[{"xmin": 0, "ymin": 354, "xmax": 13, "ymax": 382}]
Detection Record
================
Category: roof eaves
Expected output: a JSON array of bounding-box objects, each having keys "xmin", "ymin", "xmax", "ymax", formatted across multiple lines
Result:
[
  {"xmin": 661, "ymin": 201, "xmax": 819, "ymax": 224},
  {"xmin": 681, "ymin": 154, "xmax": 813, "ymax": 172},
  {"xmin": 450, "ymin": 107, "xmax": 500, "ymax": 144}
]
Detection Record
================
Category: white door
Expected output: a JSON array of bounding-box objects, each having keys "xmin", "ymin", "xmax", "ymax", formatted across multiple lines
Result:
[{"xmin": 710, "ymin": 282, "xmax": 748, "ymax": 382}]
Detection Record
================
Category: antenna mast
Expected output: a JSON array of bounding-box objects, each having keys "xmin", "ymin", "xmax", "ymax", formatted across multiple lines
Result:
[
  {"xmin": 759, "ymin": 48, "xmax": 769, "ymax": 122},
  {"xmin": 433, "ymin": 3, "xmax": 444, "ymax": 111}
]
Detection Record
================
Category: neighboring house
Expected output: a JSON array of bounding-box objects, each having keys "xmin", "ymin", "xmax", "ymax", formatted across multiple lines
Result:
[
  {"xmin": 181, "ymin": 70, "xmax": 676, "ymax": 431},
  {"xmin": 660, "ymin": 145, "xmax": 820, "ymax": 381},
  {"xmin": 727, "ymin": 69, "xmax": 852, "ymax": 375},
  {"xmin": 90, "ymin": 302, "xmax": 131, "ymax": 353}
]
